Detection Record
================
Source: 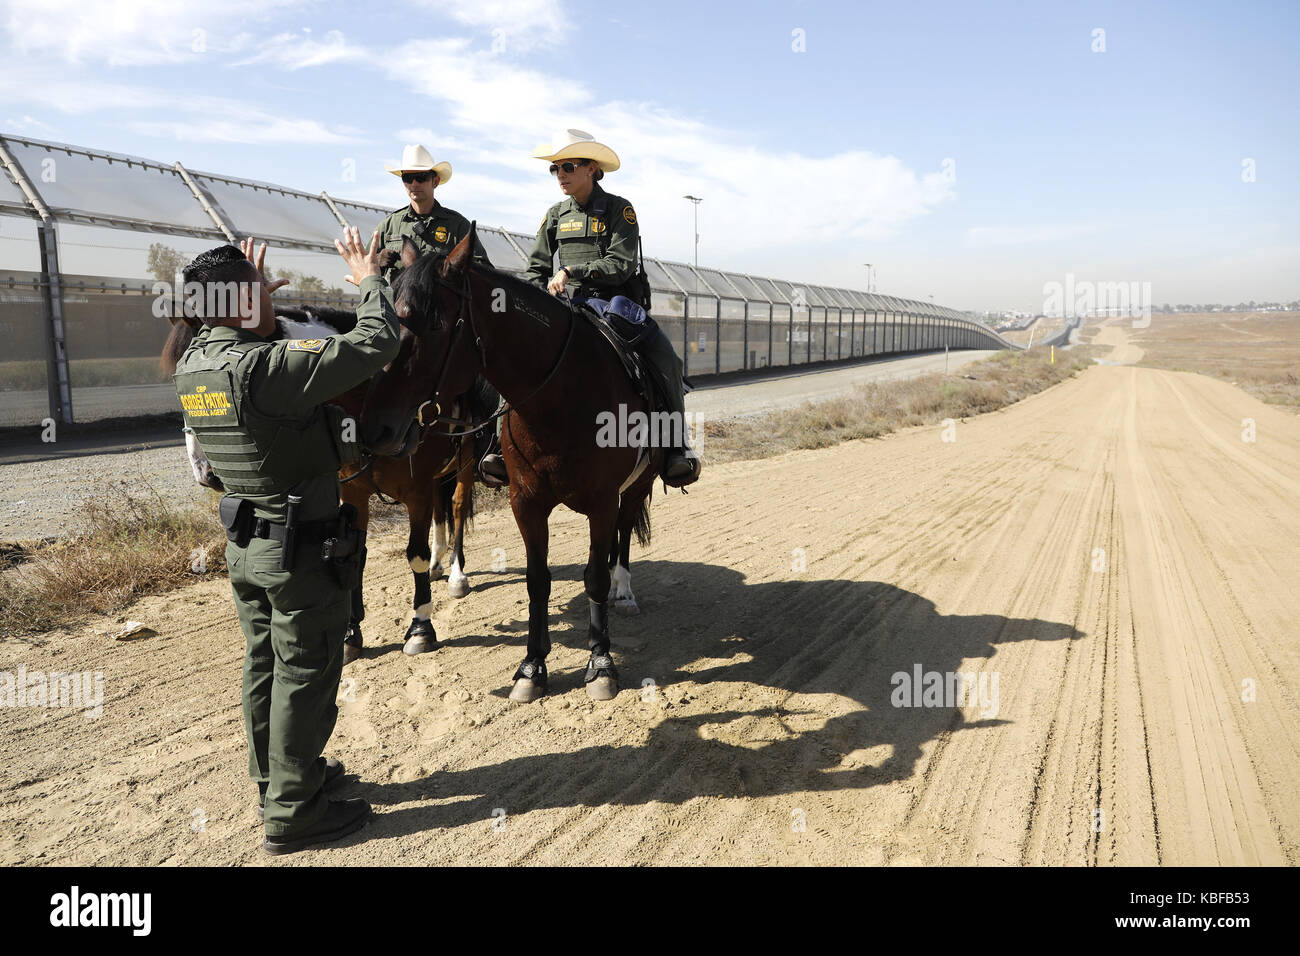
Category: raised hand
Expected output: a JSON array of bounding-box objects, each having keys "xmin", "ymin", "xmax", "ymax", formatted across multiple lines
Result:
[
  {"xmin": 239, "ymin": 236, "xmax": 290, "ymax": 294},
  {"xmin": 335, "ymin": 227, "xmax": 382, "ymax": 286}
]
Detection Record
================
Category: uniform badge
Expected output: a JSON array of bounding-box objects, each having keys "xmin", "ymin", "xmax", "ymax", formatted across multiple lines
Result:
[
  {"xmin": 434, "ymin": 226, "xmax": 449, "ymax": 243},
  {"xmin": 287, "ymin": 339, "xmax": 326, "ymax": 354},
  {"xmin": 591, "ymin": 218, "xmax": 606, "ymax": 234},
  {"xmin": 622, "ymin": 206, "xmax": 637, "ymax": 225}
]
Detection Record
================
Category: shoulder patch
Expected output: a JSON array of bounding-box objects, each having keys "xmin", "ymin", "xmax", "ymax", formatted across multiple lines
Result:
[
  {"xmin": 622, "ymin": 206, "xmax": 637, "ymax": 225},
  {"xmin": 287, "ymin": 338, "xmax": 327, "ymax": 354}
]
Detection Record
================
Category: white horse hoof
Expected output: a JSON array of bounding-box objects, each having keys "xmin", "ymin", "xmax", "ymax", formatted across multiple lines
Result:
[
  {"xmin": 430, "ymin": 564, "xmax": 445, "ymax": 581},
  {"xmin": 586, "ymin": 676, "xmax": 619, "ymax": 701},
  {"xmin": 509, "ymin": 678, "xmax": 545, "ymax": 703},
  {"xmin": 613, "ymin": 597, "xmax": 639, "ymax": 615},
  {"xmin": 448, "ymin": 578, "xmax": 470, "ymax": 599}
]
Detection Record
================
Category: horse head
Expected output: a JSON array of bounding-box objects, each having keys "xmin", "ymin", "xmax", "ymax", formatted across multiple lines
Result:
[{"xmin": 360, "ymin": 229, "xmax": 484, "ymax": 457}]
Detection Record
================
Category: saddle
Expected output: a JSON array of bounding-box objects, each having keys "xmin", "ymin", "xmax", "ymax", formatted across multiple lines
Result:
[{"xmin": 574, "ymin": 300, "xmax": 662, "ymax": 415}]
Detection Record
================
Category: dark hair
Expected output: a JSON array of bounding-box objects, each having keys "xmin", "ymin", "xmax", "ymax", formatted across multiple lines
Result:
[{"xmin": 182, "ymin": 245, "xmax": 255, "ymax": 324}]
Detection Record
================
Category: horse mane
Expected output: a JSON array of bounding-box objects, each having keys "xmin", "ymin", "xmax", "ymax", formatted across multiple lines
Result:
[
  {"xmin": 466, "ymin": 260, "xmax": 575, "ymax": 326},
  {"xmin": 158, "ymin": 303, "xmax": 359, "ymax": 378}
]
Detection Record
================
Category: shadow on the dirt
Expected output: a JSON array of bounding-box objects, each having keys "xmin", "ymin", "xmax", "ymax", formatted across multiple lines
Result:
[{"xmin": 360, "ymin": 559, "xmax": 1085, "ymax": 838}]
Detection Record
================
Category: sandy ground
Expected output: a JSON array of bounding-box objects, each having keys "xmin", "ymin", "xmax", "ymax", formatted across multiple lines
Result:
[
  {"xmin": 1092, "ymin": 320, "xmax": 1146, "ymax": 364},
  {"xmin": 2, "ymin": 326, "xmax": 1297, "ymax": 866}
]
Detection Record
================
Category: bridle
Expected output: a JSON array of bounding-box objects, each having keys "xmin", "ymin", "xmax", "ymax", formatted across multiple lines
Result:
[{"xmin": 409, "ymin": 265, "xmax": 576, "ymax": 440}]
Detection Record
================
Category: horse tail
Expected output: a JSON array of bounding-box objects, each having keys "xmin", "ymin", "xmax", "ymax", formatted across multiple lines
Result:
[
  {"xmin": 159, "ymin": 320, "xmax": 195, "ymax": 378},
  {"xmin": 632, "ymin": 487, "xmax": 652, "ymax": 547}
]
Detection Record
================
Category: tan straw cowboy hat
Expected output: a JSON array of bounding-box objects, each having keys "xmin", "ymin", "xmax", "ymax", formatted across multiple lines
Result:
[
  {"xmin": 531, "ymin": 129, "xmax": 620, "ymax": 172},
  {"xmin": 386, "ymin": 144, "xmax": 453, "ymax": 184}
]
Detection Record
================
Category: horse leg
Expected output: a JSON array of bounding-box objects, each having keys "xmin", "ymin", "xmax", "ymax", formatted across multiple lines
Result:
[
  {"xmin": 447, "ymin": 454, "xmax": 472, "ymax": 599},
  {"xmin": 508, "ymin": 500, "xmax": 553, "ymax": 703},
  {"xmin": 607, "ymin": 503, "xmax": 639, "ymax": 615},
  {"xmin": 583, "ymin": 498, "xmax": 621, "ymax": 700},
  {"xmin": 342, "ymin": 483, "xmax": 371, "ymax": 665},
  {"xmin": 402, "ymin": 488, "xmax": 440, "ymax": 655},
  {"xmin": 430, "ymin": 477, "xmax": 449, "ymax": 581}
]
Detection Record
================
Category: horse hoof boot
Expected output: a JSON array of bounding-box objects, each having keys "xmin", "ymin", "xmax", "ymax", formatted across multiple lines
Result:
[
  {"xmin": 402, "ymin": 617, "xmax": 439, "ymax": 655},
  {"xmin": 508, "ymin": 661, "xmax": 547, "ymax": 703},
  {"xmin": 343, "ymin": 624, "xmax": 363, "ymax": 665},
  {"xmin": 584, "ymin": 653, "xmax": 619, "ymax": 701}
]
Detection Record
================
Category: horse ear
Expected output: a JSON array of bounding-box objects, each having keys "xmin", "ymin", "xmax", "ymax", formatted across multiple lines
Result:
[
  {"xmin": 400, "ymin": 236, "xmax": 420, "ymax": 269},
  {"xmin": 445, "ymin": 222, "xmax": 475, "ymax": 275}
]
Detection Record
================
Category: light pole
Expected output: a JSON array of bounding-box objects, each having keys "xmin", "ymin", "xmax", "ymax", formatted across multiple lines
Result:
[{"xmin": 683, "ymin": 195, "xmax": 702, "ymax": 272}]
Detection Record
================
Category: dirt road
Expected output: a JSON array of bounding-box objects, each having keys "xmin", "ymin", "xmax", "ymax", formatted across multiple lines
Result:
[{"xmin": 3, "ymin": 327, "xmax": 1296, "ymax": 865}]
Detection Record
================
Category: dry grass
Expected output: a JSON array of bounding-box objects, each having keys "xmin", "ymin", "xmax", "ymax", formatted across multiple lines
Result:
[
  {"xmin": 1125, "ymin": 311, "xmax": 1300, "ymax": 411},
  {"xmin": 0, "ymin": 480, "xmax": 226, "ymax": 638},
  {"xmin": 700, "ymin": 346, "xmax": 1097, "ymax": 464}
]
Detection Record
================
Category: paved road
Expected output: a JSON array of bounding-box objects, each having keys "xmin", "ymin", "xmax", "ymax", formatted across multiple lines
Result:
[{"xmin": 686, "ymin": 349, "xmax": 1000, "ymax": 419}]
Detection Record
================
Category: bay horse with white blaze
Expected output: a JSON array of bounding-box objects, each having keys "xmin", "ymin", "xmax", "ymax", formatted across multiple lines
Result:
[{"xmin": 365, "ymin": 228, "xmax": 661, "ymax": 703}]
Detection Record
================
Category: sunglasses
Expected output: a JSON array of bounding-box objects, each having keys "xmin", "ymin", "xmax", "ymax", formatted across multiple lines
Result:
[
  {"xmin": 401, "ymin": 171, "xmax": 434, "ymax": 184},
  {"xmin": 549, "ymin": 159, "xmax": 591, "ymax": 176}
]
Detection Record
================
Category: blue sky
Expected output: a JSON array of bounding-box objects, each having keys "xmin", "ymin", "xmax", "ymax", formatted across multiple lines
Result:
[{"xmin": 1, "ymin": 0, "xmax": 1296, "ymax": 311}]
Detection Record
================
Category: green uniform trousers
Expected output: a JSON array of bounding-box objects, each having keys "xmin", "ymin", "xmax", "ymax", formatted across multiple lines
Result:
[
  {"xmin": 226, "ymin": 534, "xmax": 349, "ymax": 837},
  {"xmin": 639, "ymin": 319, "xmax": 686, "ymax": 420}
]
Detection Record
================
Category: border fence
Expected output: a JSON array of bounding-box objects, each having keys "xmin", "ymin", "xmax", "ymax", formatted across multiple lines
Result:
[{"xmin": 0, "ymin": 133, "xmax": 1013, "ymax": 427}]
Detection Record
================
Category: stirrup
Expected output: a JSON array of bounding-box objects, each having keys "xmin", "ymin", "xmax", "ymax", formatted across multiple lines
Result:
[
  {"xmin": 478, "ymin": 452, "xmax": 508, "ymax": 488},
  {"xmin": 662, "ymin": 452, "xmax": 701, "ymax": 488}
]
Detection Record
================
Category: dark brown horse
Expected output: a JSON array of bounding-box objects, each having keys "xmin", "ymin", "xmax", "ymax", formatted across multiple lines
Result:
[
  {"xmin": 364, "ymin": 228, "xmax": 658, "ymax": 702},
  {"xmin": 160, "ymin": 301, "xmax": 479, "ymax": 663}
]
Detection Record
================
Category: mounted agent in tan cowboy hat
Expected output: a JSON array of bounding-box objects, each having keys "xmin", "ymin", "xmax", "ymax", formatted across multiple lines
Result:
[
  {"xmin": 476, "ymin": 128, "xmax": 699, "ymax": 488},
  {"xmin": 385, "ymin": 144, "xmax": 453, "ymax": 184}
]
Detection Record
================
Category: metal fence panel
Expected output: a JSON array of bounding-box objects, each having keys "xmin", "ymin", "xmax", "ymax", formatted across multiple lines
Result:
[
  {"xmin": 194, "ymin": 175, "xmax": 345, "ymax": 246},
  {"xmin": 5, "ymin": 140, "xmax": 218, "ymax": 233}
]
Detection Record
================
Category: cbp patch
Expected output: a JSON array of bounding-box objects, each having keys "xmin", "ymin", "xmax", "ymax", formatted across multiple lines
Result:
[
  {"xmin": 434, "ymin": 226, "xmax": 449, "ymax": 243},
  {"xmin": 287, "ymin": 338, "xmax": 326, "ymax": 354},
  {"xmin": 622, "ymin": 206, "xmax": 637, "ymax": 225}
]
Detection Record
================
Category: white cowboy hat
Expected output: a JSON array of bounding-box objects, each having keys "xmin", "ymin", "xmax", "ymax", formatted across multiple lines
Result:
[
  {"xmin": 531, "ymin": 129, "xmax": 620, "ymax": 173},
  {"xmin": 385, "ymin": 144, "xmax": 453, "ymax": 184}
]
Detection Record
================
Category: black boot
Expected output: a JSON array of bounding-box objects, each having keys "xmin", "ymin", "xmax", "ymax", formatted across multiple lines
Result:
[
  {"xmin": 662, "ymin": 448, "xmax": 702, "ymax": 488},
  {"xmin": 262, "ymin": 797, "xmax": 371, "ymax": 855}
]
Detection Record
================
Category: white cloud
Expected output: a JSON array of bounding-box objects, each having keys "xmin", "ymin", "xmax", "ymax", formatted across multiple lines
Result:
[
  {"xmin": 232, "ymin": 29, "xmax": 365, "ymax": 69},
  {"xmin": 0, "ymin": 68, "xmax": 359, "ymax": 145},
  {"xmin": 966, "ymin": 223, "xmax": 1102, "ymax": 246},
  {"xmin": 0, "ymin": 0, "xmax": 296, "ymax": 65},
  {"xmin": 375, "ymin": 41, "xmax": 956, "ymax": 264},
  {"xmin": 412, "ymin": 0, "xmax": 569, "ymax": 51}
]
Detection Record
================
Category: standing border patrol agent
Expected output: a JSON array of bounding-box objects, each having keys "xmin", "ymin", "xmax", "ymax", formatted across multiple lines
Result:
[
  {"xmin": 479, "ymin": 128, "xmax": 699, "ymax": 486},
  {"xmin": 172, "ymin": 229, "xmax": 397, "ymax": 855}
]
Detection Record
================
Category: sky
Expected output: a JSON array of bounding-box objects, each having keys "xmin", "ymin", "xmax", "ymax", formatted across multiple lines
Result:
[{"xmin": 0, "ymin": 0, "xmax": 1296, "ymax": 312}]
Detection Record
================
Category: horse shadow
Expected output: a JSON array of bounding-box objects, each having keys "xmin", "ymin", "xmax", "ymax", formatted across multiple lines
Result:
[{"xmin": 363, "ymin": 559, "xmax": 1085, "ymax": 838}]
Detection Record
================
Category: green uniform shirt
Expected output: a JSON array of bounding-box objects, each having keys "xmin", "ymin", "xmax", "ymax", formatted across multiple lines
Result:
[
  {"xmin": 377, "ymin": 200, "xmax": 491, "ymax": 283},
  {"xmin": 176, "ymin": 275, "xmax": 401, "ymax": 523},
  {"xmin": 525, "ymin": 183, "xmax": 639, "ymax": 301}
]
